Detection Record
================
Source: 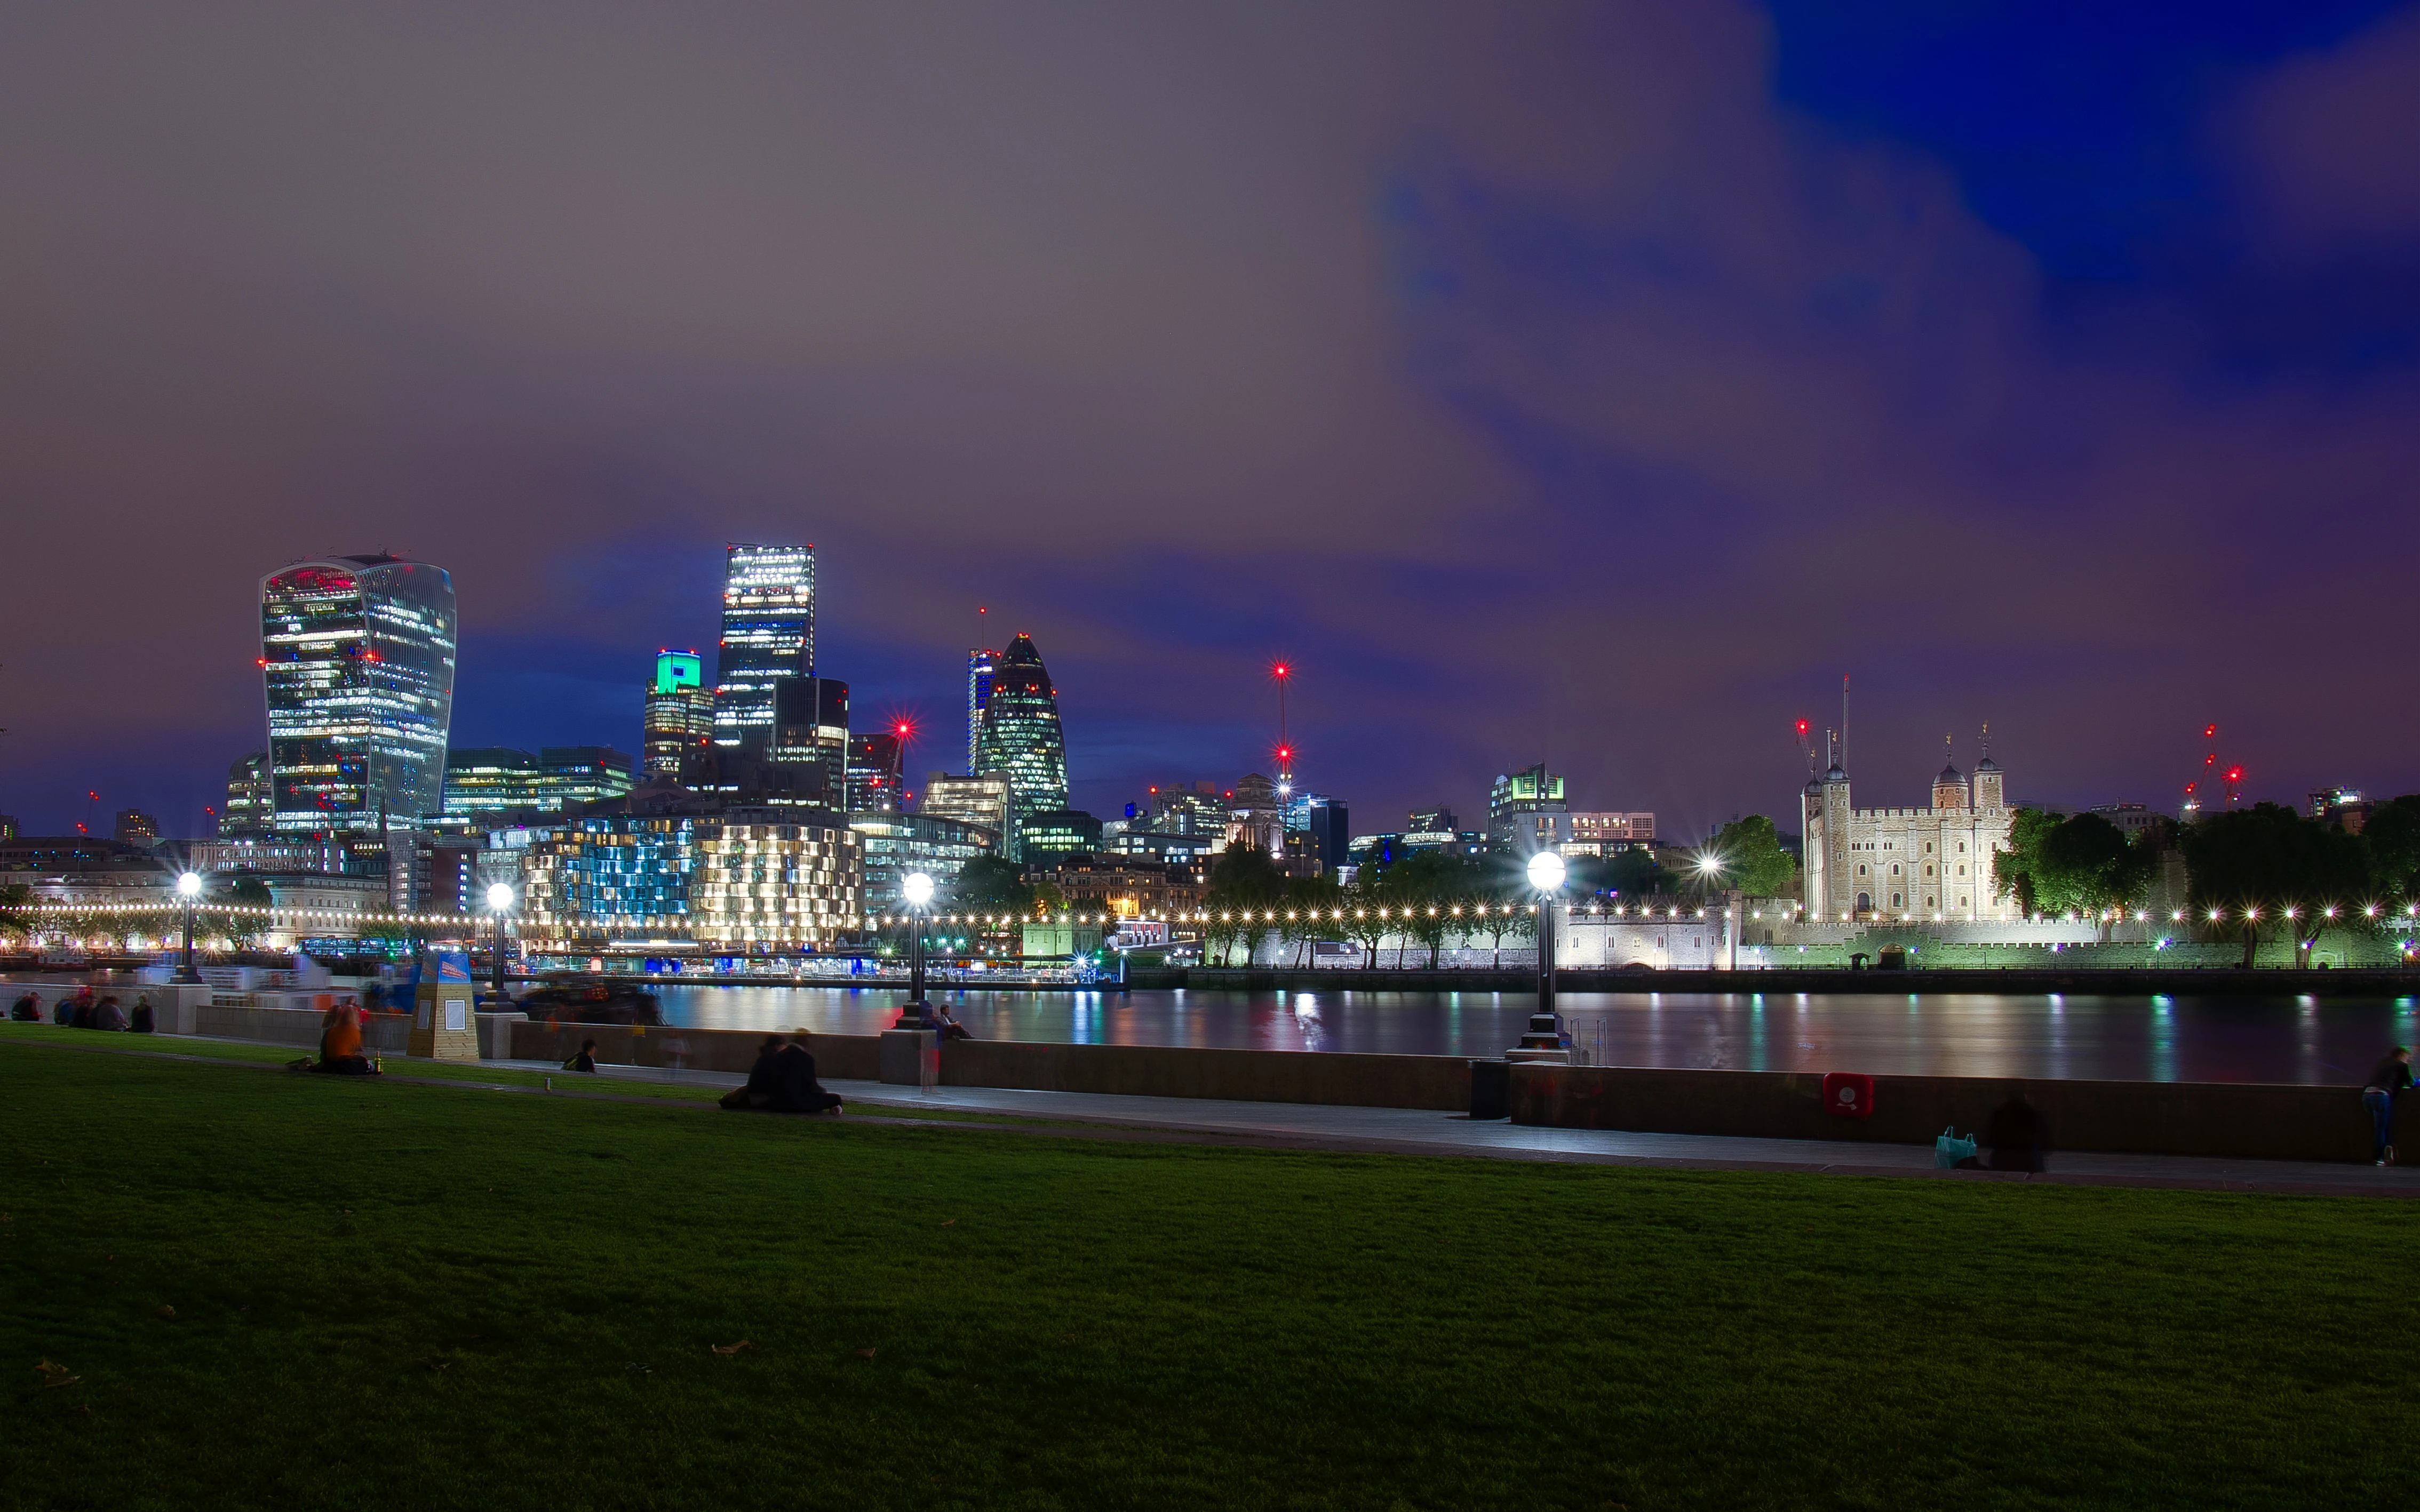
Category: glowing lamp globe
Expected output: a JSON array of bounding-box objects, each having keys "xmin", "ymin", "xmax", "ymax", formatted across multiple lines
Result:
[
  {"xmin": 902, "ymin": 872, "xmax": 935, "ymax": 908},
  {"xmin": 1525, "ymin": 851, "xmax": 1566, "ymax": 893},
  {"xmin": 176, "ymin": 872, "xmax": 203, "ymax": 899},
  {"xmin": 485, "ymin": 882, "xmax": 515, "ymax": 913}
]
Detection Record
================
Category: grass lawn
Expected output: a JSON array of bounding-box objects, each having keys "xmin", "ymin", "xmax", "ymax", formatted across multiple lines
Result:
[{"xmin": 2, "ymin": 1034, "xmax": 2411, "ymax": 1510}]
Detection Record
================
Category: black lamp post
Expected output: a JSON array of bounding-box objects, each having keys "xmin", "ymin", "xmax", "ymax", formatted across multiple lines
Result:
[
  {"xmin": 485, "ymin": 883, "xmax": 515, "ymax": 1004},
  {"xmin": 893, "ymin": 871, "xmax": 934, "ymax": 1028},
  {"xmin": 174, "ymin": 871, "xmax": 204, "ymax": 984},
  {"xmin": 1515, "ymin": 850, "xmax": 1565, "ymax": 1054}
]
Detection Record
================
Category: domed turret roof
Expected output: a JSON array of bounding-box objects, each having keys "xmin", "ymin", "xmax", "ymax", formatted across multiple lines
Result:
[
  {"xmin": 1973, "ymin": 754, "xmax": 2001, "ymax": 772},
  {"xmin": 1824, "ymin": 763, "xmax": 1848, "ymax": 782},
  {"xmin": 1938, "ymin": 761, "xmax": 1964, "ymax": 783}
]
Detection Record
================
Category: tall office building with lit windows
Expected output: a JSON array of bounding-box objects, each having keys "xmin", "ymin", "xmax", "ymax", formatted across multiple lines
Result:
[
  {"xmin": 770, "ymin": 676, "xmax": 850, "ymax": 803},
  {"xmin": 259, "ymin": 555, "xmax": 457, "ymax": 833},
  {"xmin": 973, "ymin": 633, "xmax": 1070, "ymax": 855},
  {"xmin": 713, "ymin": 543, "xmax": 815, "ymax": 754},
  {"xmin": 845, "ymin": 729, "xmax": 904, "ymax": 814},
  {"xmin": 642, "ymin": 650, "xmax": 715, "ymax": 776},
  {"xmin": 966, "ymin": 646, "xmax": 998, "ymax": 774}
]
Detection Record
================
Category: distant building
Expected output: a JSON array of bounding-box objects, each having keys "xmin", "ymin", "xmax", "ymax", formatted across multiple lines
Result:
[
  {"xmin": 218, "ymin": 753, "xmax": 272, "ymax": 837},
  {"xmin": 642, "ymin": 650, "xmax": 714, "ymax": 777},
  {"xmin": 1802, "ymin": 743, "xmax": 2017, "ymax": 922},
  {"xmin": 1226, "ymin": 773, "xmax": 1285, "ymax": 858},
  {"xmin": 920, "ymin": 774, "xmax": 1013, "ymax": 853},
  {"xmin": 2087, "ymin": 803, "xmax": 2164, "ymax": 838},
  {"xmin": 1049, "ymin": 855, "xmax": 1206, "ymax": 919},
  {"xmin": 521, "ymin": 812, "xmax": 861, "ymax": 948},
  {"xmin": 713, "ymin": 543, "xmax": 815, "ymax": 755},
  {"xmin": 845, "ymin": 729, "xmax": 905, "ymax": 814},
  {"xmin": 260, "ymin": 554, "xmax": 457, "ymax": 833},
  {"xmin": 1, "ymin": 836, "xmax": 172, "ymax": 906},
  {"xmin": 1145, "ymin": 781, "xmax": 1227, "ymax": 837},
  {"xmin": 0, "ymin": 815, "xmax": 15, "ymax": 841},
  {"xmin": 1561, "ymin": 811, "xmax": 1655, "ymax": 858},
  {"xmin": 2310, "ymin": 787, "xmax": 2373, "ymax": 834},
  {"xmin": 1102, "ymin": 828, "xmax": 1219, "ymax": 867},
  {"xmin": 1017, "ymin": 809, "xmax": 1102, "ymax": 866},
  {"xmin": 966, "ymin": 646, "xmax": 998, "ymax": 775},
  {"xmin": 1287, "ymin": 792, "xmax": 1351, "ymax": 873},
  {"xmin": 1408, "ymin": 806, "xmax": 1458, "ymax": 834},
  {"xmin": 1487, "ymin": 764, "xmax": 1570, "ymax": 853},
  {"xmin": 443, "ymin": 747, "xmax": 636, "ymax": 819},
  {"xmin": 113, "ymin": 809, "xmax": 159, "ymax": 844},
  {"xmin": 972, "ymin": 633, "xmax": 1070, "ymax": 851},
  {"xmin": 850, "ymin": 811, "xmax": 997, "ymax": 915},
  {"xmin": 770, "ymin": 676, "xmax": 850, "ymax": 803}
]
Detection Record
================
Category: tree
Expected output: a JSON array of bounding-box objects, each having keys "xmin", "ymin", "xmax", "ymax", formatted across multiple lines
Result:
[
  {"xmin": 1992, "ymin": 809, "xmax": 2061, "ymax": 915},
  {"xmin": 1700, "ymin": 815, "xmax": 1798, "ymax": 899},
  {"xmin": 1379, "ymin": 852, "xmax": 1476, "ymax": 968},
  {"xmin": 2362, "ymin": 795, "xmax": 2420, "ymax": 903},
  {"xmin": 226, "ymin": 875, "xmax": 274, "ymax": 949},
  {"xmin": 1205, "ymin": 845, "xmax": 1287, "ymax": 966},
  {"xmin": 0, "ymin": 883, "xmax": 30, "ymax": 945},
  {"xmin": 948, "ymin": 856, "xmax": 1031, "ymax": 915},
  {"xmin": 1279, "ymin": 874, "xmax": 1342, "ymax": 968},
  {"xmin": 2182, "ymin": 803, "xmax": 2372, "ymax": 967}
]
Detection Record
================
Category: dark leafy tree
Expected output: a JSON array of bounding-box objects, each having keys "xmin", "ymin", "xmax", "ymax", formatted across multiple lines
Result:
[
  {"xmin": 2362, "ymin": 795, "xmax": 2420, "ymax": 903},
  {"xmin": 1205, "ymin": 845, "xmax": 1288, "ymax": 965},
  {"xmin": 2182, "ymin": 803, "xmax": 2373, "ymax": 967},
  {"xmin": 947, "ymin": 856, "xmax": 1031, "ymax": 914},
  {"xmin": 1699, "ymin": 815, "xmax": 1800, "ymax": 899}
]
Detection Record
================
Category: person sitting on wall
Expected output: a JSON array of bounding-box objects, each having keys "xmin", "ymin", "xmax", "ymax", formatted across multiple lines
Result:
[
  {"xmin": 129, "ymin": 995, "xmax": 155, "ymax": 1034},
  {"xmin": 931, "ymin": 1005, "xmax": 973, "ymax": 1042},
  {"xmin": 90, "ymin": 996, "xmax": 128, "ymax": 1032},
  {"xmin": 307, "ymin": 999, "xmax": 380, "ymax": 1075},
  {"xmin": 720, "ymin": 1037, "xmax": 785, "ymax": 1110},
  {"xmin": 1986, "ymin": 1094, "xmax": 2049, "ymax": 1173},
  {"xmin": 768, "ymin": 1034, "xmax": 843, "ymax": 1115},
  {"xmin": 2362, "ymin": 1046, "xmax": 2413, "ymax": 1166},
  {"xmin": 562, "ymin": 1038, "xmax": 601, "ymax": 1074},
  {"xmin": 10, "ymin": 990, "xmax": 39, "ymax": 1022}
]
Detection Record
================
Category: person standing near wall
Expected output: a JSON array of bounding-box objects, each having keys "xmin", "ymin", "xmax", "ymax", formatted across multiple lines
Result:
[{"xmin": 2362, "ymin": 1047, "xmax": 2413, "ymax": 1166}]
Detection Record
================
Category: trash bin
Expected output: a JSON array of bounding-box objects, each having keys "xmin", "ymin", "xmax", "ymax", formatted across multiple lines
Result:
[{"xmin": 1469, "ymin": 1059, "xmax": 1512, "ymax": 1121}]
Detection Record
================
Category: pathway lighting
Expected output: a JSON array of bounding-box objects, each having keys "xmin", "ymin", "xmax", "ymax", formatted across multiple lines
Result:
[{"xmin": 173, "ymin": 871, "xmax": 205, "ymax": 983}]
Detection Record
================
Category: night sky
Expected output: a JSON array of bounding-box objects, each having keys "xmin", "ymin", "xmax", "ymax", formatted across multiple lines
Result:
[{"xmin": 3, "ymin": 2, "xmax": 2414, "ymax": 842}]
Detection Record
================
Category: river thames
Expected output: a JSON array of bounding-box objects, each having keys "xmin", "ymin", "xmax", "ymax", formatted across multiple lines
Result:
[{"xmin": 644, "ymin": 983, "xmax": 2420, "ymax": 1085}]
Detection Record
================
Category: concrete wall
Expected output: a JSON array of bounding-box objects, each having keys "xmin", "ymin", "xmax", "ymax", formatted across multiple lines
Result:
[{"xmin": 1507, "ymin": 1062, "xmax": 2380, "ymax": 1164}]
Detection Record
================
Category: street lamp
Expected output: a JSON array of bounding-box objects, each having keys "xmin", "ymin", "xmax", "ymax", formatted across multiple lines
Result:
[
  {"xmin": 485, "ymin": 882, "xmax": 515, "ymax": 1004},
  {"xmin": 174, "ymin": 871, "xmax": 204, "ymax": 983},
  {"xmin": 1516, "ymin": 850, "xmax": 1566, "ymax": 1054},
  {"xmin": 895, "ymin": 871, "xmax": 934, "ymax": 1027}
]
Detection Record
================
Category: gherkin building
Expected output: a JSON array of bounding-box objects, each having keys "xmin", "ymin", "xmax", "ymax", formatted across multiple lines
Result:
[{"xmin": 974, "ymin": 633, "xmax": 1070, "ymax": 857}]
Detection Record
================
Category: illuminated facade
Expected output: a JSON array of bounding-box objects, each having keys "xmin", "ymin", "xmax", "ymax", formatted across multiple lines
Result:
[
  {"xmin": 260, "ymin": 555, "xmax": 457, "ymax": 833},
  {"xmin": 1561, "ymin": 811, "xmax": 1655, "ymax": 858},
  {"xmin": 966, "ymin": 646, "xmax": 997, "ymax": 774},
  {"xmin": 770, "ymin": 676, "xmax": 849, "ymax": 803},
  {"xmin": 1487, "ymin": 764, "xmax": 1569, "ymax": 853},
  {"xmin": 849, "ymin": 812, "xmax": 994, "ymax": 914},
  {"xmin": 521, "ymin": 813, "xmax": 862, "ymax": 945},
  {"xmin": 1803, "ymin": 748, "xmax": 2015, "ymax": 922},
  {"xmin": 919, "ymin": 774, "xmax": 1009, "ymax": 852},
  {"xmin": 218, "ymin": 752, "xmax": 273, "ymax": 837},
  {"xmin": 642, "ymin": 650, "xmax": 714, "ymax": 777},
  {"xmin": 1017, "ymin": 809, "xmax": 1102, "ymax": 865},
  {"xmin": 442, "ymin": 747, "xmax": 636, "ymax": 818},
  {"xmin": 846, "ymin": 729, "xmax": 904, "ymax": 814},
  {"xmin": 972, "ymin": 633, "xmax": 1069, "ymax": 853},
  {"xmin": 713, "ymin": 544, "xmax": 815, "ymax": 753}
]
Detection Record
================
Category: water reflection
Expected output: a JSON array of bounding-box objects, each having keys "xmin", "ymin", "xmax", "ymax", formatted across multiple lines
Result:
[{"xmin": 641, "ymin": 983, "xmax": 2413, "ymax": 1085}]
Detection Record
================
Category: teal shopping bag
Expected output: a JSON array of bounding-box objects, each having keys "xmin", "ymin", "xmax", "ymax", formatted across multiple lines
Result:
[{"xmin": 1935, "ymin": 1127, "xmax": 1978, "ymax": 1168}]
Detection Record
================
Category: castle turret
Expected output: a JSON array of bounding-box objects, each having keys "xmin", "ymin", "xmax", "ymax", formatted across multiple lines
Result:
[
  {"xmin": 1932, "ymin": 736, "xmax": 1969, "ymax": 811},
  {"xmin": 1973, "ymin": 725, "xmax": 2004, "ymax": 811}
]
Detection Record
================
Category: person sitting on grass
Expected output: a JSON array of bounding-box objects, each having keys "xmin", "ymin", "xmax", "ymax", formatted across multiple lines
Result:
[
  {"xmin": 306, "ymin": 999, "xmax": 379, "ymax": 1075},
  {"xmin": 1986, "ymin": 1094, "xmax": 2048, "ymax": 1173},
  {"xmin": 563, "ymin": 1038, "xmax": 600, "ymax": 1074},
  {"xmin": 10, "ymin": 990, "xmax": 39, "ymax": 1022},
  {"xmin": 129, "ymin": 995, "xmax": 155, "ymax": 1034},
  {"xmin": 719, "ymin": 1037, "xmax": 784, "ymax": 1110},
  {"xmin": 69, "ymin": 992, "xmax": 97, "ymax": 1029},
  {"xmin": 90, "ymin": 996, "xmax": 128, "ymax": 1032},
  {"xmin": 768, "ymin": 1034, "xmax": 843, "ymax": 1115}
]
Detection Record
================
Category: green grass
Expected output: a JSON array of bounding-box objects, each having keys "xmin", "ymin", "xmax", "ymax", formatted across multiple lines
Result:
[{"xmin": 2, "ymin": 1035, "xmax": 2412, "ymax": 1510}]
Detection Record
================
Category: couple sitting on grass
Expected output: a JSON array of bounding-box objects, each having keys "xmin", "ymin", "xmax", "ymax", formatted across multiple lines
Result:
[{"xmin": 720, "ymin": 1034, "xmax": 843, "ymax": 1115}]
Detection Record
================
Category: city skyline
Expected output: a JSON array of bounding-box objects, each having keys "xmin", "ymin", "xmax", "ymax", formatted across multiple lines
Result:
[{"xmin": 3, "ymin": 4, "xmax": 2415, "ymax": 838}]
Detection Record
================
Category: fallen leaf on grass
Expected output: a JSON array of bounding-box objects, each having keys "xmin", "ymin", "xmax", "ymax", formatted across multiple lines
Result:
[
  {"xmin": 623, "ymin": 1362, "xmax": 652, "ymax": 1376},
  {"xmin": 36, "ymin": 1360, "xmax": 79, "ymax": 1388},
  {"xmin": 939, "ymin": 1219, "xmax": 956, "ymax": 1227},
  {"xmin": 855, "ymin": 1347, "xmax": 877, "ymax": 1360},
  {"xmin": 711, "ymin": 1340, "xmax": 753, "ymax": 1356}
]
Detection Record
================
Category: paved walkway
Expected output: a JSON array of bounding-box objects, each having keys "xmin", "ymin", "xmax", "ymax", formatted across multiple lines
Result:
[{"xmin": 485, "ymin": 1057, "xmax": 2420, "ymax": 1198}]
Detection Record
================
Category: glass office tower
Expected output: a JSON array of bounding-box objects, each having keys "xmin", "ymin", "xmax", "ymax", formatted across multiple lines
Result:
[
  {"xmin": 966, "ymin": 646, "xmax": 997, "ymax": 774},
  {"xmin": 973, "ymin": 633, "xmax": 1070, "ymax": 854},
  {"xmin": 260, "ymin": 555, "xmax": 456, "ymax": 833},
  {"xmin": 845, "ymin": 729, "xmax": 903, "ymax": 814},
  {"xmin": 714, "ymin": 544, "xmax": 815, "ymax": 753},
  {"xmin": 642, "ymin": 649, "xmax": 715, "ymax": 776},
  {"xmin": 770, "ymin": 676, "xmax": 850, "ymax": 804}
]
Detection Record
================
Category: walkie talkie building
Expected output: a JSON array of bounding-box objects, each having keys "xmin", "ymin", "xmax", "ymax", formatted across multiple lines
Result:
[{"xmin": 259, "ymin": 555, "xmax": 457, "ymax": 833}]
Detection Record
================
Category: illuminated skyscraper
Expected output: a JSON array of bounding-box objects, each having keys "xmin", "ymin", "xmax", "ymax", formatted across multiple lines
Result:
[
  {"xmin": 642, "ymin": 649, "xmax": 715, "ymax": 777},
  {"xmin": 966, "ymin": 646, "xmax": 998, "ymax": 774},
  {"xmin": 259, "ymin": 555, "xmax": 457, "ymax": 833},
  {"xmin": 713, "ymin": 543, "xmax": 815, "ymax": 753},
  {"xmin": 219, "ymin": 752, "xmax": 272, "ymax": 837},
  {"xmin": 973, "ymin": 633, "xmax": 1070, "ymax": 854}
]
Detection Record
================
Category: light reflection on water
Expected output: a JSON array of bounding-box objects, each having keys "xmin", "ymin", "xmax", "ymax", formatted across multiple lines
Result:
[{"xmin": 642, "ymin": 984, "xmax": 2413, "ymax": 1085}]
